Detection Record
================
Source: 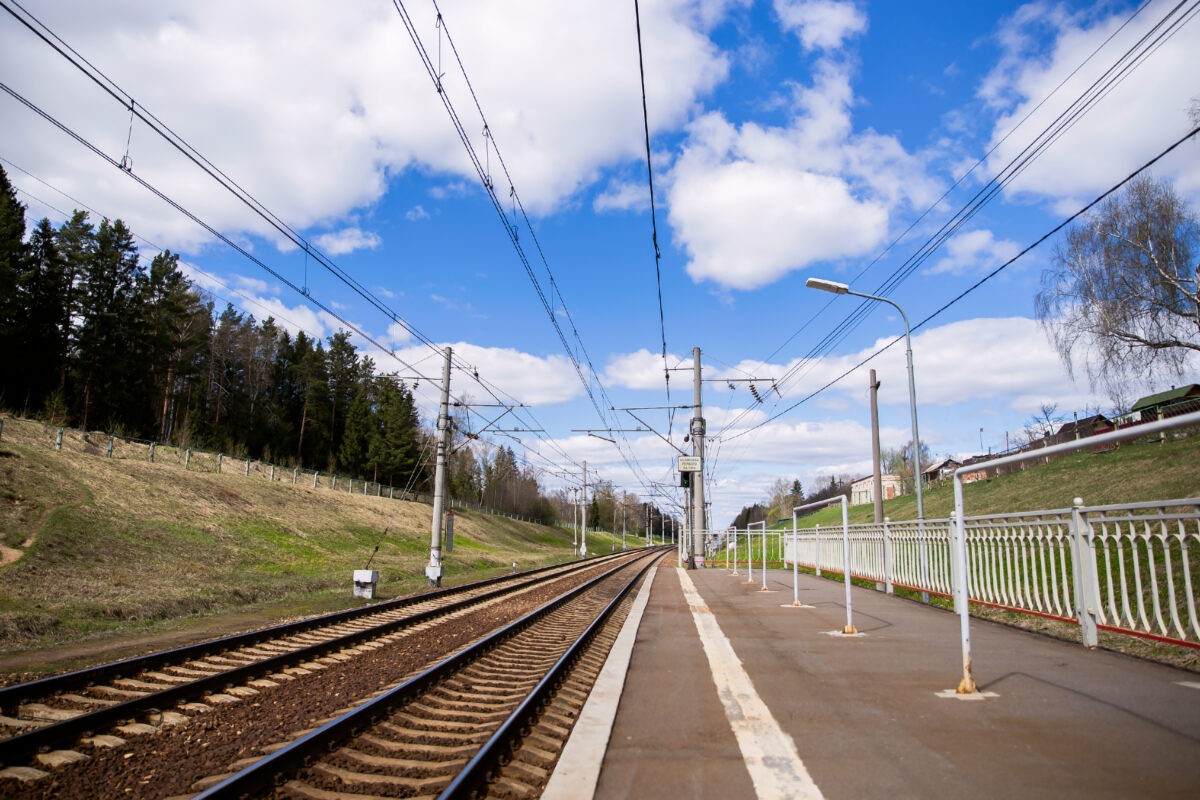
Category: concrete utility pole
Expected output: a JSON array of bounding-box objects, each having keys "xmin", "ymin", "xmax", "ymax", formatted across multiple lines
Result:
[
  {"xmin": 580, "ymin": 460, "xmax": 588, "ymax": 558},
  {"xmin": 426, "ymin": 346, "xmax": 452, "ymax": 587},
  {"xmin": 869, "ymin": 368, "xmax": 884, "ymax": 524},
  {"xmin": 690, "ymin": 346, "xmax": 706, "ymax": 567},
  {"xmin": 622, "ymin": 490, "xmax": 627, "ymax": 551}
]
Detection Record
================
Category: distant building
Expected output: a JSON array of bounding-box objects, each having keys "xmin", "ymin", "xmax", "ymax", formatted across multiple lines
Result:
[
  {"xmin": 1122, "ymin": 384, "xmax": 1200, "ymax": 425},
  {"xmin": 922, "ymin": 457, "xmax": 962, "ymax": 484},
  {"xmin": 849, "ymin": 474, "xmax": 902, "ymax": 506},
  {"xmin": 1053, "ymin": 414, "xmax": 1114, "ymax": 442}
]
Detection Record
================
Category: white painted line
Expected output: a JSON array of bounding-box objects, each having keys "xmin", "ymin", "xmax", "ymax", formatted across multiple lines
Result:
[
  {"xmin": 1176, "ymin": 681, "xmax": 1200, "ymax": 690},
  {"xmin": 934, "ymin": 689, "xmax": 1000, "ymax": 701},
  {"xmin": 542, "ymin": 566, "xmax": 658, "ymax": 800},
  {"xmin": 679, "ymin": 569, "xmax": 825, "ymax": 800}
]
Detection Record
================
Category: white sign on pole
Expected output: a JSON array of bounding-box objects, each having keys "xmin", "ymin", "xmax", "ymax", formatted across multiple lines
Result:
[{"xmin": 678, "ymin": 456, "xmax": 701, "ymax": 472}]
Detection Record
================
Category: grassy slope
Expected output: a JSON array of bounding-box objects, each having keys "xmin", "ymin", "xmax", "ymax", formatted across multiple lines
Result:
[
  {"xmin": 2, "ymin": 418, "xmax": 1195, "ymax": 668},
  {"xmin": 780, "ymin": 432, "xmax": 1200, "ymax": 529},
  {"xmin": 0, "ymin": 416, "xmax": 648, "ymax": 660}
]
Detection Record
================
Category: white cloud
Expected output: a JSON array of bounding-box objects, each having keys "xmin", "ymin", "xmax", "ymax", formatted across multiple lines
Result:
[
  {"xmin": 773, "ymin": 0, "xmax": 867, "ymax": 52},
  {"xmin": 978, "ymin": 3, "xmax": 1200, "ymax": 209},
  {"xmin": 593, "ymin": 181, "xmax": 651, "ymax": 213},
  {"xmin": 722, "ymin": 316, "xmax": 1092, "ymax": 411},
  {"xmin": 603, "ymin": 348, "xmax": 690, "ymax": 389},
  {"xmin": 233, "ymin": 275, "xmax": 270, "ymax": 294},
  {"xmin": 404, "ymin": 205, "xmax": 430, "ymax": 222},
  {"xmin": 386, "ymin": 321, "xmax": 412, "ymax": 347},
  {"xmin": 314, "ymin": 227, "xmax": 381, "ymax": 256},
  {"xmin": 388, "ymin": 342, "xmax": 582, "ymax": 407},
  {"xmin": 671, "ymin": 149, "xmax": 888, "ymax": 289},
  {"xmin": 666, "ymin": 58, "xmax": 936, "ymax": 291},
  {"xmin": 0, "ymin": 0, "xmax": 738, "ymax": 252},
  {"xmin": 927, "ymin": 228, "xmax": 1020, "ymax": 276}
]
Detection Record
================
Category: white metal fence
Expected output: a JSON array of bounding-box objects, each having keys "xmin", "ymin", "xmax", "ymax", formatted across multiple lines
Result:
[{"xmin": 777, "ymin": 496, "xmax": 1200, "ymax": 649}]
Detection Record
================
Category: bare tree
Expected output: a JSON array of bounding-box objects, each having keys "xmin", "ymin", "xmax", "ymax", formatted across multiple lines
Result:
[{"xmin": 1036, "ymin": 175, "xmax": 1199, "ymax": 398}]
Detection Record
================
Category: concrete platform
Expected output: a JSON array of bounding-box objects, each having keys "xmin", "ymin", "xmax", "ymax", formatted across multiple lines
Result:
[{"xmin": 551, "ymin": 559, "xmax": 1200, "ymax": 799}]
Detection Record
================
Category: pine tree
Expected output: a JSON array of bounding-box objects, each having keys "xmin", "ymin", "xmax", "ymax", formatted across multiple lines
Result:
[
  {"xmin": 0, "ymin": 166, "xmax": 29, "ymax": 409},
  {"xmin": 19, "ymin": 218, "xmax": 68, "ymax": 413},
  {"xmin": 73, "ymin": 218, "xmax": 140, "ymax": 429}
]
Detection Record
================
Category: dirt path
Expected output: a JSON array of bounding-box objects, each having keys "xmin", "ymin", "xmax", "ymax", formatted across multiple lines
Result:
[{"xmin": 0, "ymin": 543, "xmax": 21, "ymax": 566}]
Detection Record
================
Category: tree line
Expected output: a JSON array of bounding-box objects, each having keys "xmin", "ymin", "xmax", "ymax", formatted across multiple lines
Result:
[{"xmin": 0, "ymin": 166, "xmax": 571, "ymax": 518}]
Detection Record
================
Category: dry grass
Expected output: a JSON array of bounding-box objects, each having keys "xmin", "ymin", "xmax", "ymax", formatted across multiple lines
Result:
[{"xmin": 0, "ymin": 416, "xmax": 576, "ymax": 661}]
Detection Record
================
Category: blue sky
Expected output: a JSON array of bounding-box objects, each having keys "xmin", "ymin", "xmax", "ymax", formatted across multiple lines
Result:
[{"xmin": 3, "ymin": 0, "xmax": 1199, "ymax": 526}]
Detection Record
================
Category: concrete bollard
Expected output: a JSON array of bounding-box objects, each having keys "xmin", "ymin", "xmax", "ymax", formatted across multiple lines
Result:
[{"xmin": 353, "ymin": 570, "xmax": 379, "ymax": 600}]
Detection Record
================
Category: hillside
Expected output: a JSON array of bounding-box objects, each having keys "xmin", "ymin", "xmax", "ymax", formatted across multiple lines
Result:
[
  {"xmin": 773, "ymin": 431, "xmax": 1200, "ymax": 529},
  {"xmin": 0, "ymin": 416, "xmax": 630, "ymax": 670}
]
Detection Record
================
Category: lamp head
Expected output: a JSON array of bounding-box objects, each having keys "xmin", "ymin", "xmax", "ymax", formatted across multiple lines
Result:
[{"xmin": 805, "ymin": 277, "xmax": 850, "ymax": 295}]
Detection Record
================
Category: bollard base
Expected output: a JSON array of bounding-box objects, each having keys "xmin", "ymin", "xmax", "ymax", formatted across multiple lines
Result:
[{"xmin": 842, "ymin": 624, "xmax": 858, "ymax": 635}]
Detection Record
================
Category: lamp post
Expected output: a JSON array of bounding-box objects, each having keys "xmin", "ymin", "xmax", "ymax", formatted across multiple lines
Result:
[{"xmin": 806, "ymin": 277, "xmax": 929, "ymax": 599}]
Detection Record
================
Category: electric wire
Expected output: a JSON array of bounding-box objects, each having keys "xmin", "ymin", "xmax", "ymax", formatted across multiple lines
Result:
[
  {"xmin": 713, "ymin": 0, "xmax": 1197, "ymax": 442},
  {"xmin": 393, "ymin": 0, "xmax": 663, "ymax": 497},
  {"xmin": 633, "ymin": 0, "xmax": 673, "ymax": 413},
  {"xmin": 721, "ymin": 123, "xmax": 1200, "ymax": 443},
  {"xmin": 1, "ymin": 3, "xmax": 616, "ymax": 493}
]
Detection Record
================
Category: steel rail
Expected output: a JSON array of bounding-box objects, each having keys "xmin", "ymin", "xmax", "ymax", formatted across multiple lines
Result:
[
  {"xmin": 0, "ymin": 554, "xmax": 609, "ymax": 712},
  {"xmin": 440, "ymin": 549, "xmax": 662, "ymax": 797},
  {"xmin": 194, "ymin": 546, "xmax": 669, "ymax": 799},
  {"xmin": 0, "ymin": 552, "xmax": 628, "ymax": 767}
]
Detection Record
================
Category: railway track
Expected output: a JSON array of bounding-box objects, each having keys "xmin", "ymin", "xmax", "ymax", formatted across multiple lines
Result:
[{"xmin": 0, "ymin": 547, "xmax": 667, "ymax": 798}]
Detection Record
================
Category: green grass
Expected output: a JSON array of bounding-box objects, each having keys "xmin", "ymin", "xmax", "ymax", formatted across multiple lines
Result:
[
  {"xmin": 784, "ymin": 434, "xmax": 1200, "ymax": 530},
  {"xmin": 0, "ymin": 419, "xmax": 580, "ymax": 657}
]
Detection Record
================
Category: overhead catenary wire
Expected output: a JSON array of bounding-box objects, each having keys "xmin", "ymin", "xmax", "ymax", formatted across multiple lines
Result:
[
  {"xmin": 721, "ymin": 123, "xmax": 1200, "ymax": 444},
  {"xmin": 0, "ymin": 88, "xmax": 583, "ymax": 488},
  {"xmin": 633, "ymin": 0, "xmax": 674, "ymax": 416},
  {"xmin": 0, "ymin": 3, "xmax": 621, "ymax": 489},
  {"xmin": 713, "ymin": 0, "xmax": 1198, "ymax": 443},
  {"xmin": 393, "ymin": 0, "xmax": 664, "ymax": 498}
]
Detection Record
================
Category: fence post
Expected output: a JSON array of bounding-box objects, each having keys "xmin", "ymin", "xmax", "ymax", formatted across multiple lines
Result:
[
  {"xmin": 56, "ymin": 427, "xmax": 64, "ymax": 450},
  {"xmin": 0, "ymin": 418, "xmax": 4, "ymax": 440},
  {"xmin": 390, "ymin": 486, "xmax": 394, "ymax": 499},
  {"xmin": 185, "ymin": 449, "xmax": 191, "ymax": 470},
  {"xmin": 149, "ymin": 442, "xmax": 155, "ymax": 462},
  {"xmin": 883, "ymin": 517, "xmax": 894, "ymax": 594},
  {"xmin": 270, "ymin": 464, "xmax": 275, "ymax": 481},
  {"xmin": 313, "ymin": 472, "xmax": 318, "ymax": 488},
  {"xmin": 293, "ymin": 468, "xmax": 298, "ymax": 485},
  {"xmin": 814, "ymin": 524, "xmax": 821, "ymax": 576},
  {"xmin": 217, "ymin": 453, "xmax": 223, "ymax": 473},
  {"xmin": 949, "ymin": 510, "xmax": 962, "ymax": 613},
  {"xmin": 245, "ymin": 459, "xmax": 250, "ymax": 476},
  {"xmin": 332, "ymin": 476, "xmax": 337, "ymax": 490},
  {"xmin": 107, "ymin": 437, "xmax": 114, "ymax": 458},
  {"xmin": 1069, "ymin": 497, "xmax": 1100, "ymax": 648}
]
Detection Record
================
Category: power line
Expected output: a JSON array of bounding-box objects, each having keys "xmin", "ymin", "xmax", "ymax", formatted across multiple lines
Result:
[
  {"xmin": 713, "ymin": 0, "xmax": 1198, "ymax": 442},
  {"xmin": 721, "ymin": 123, "xmax": 1200, "ymax": 444},
  {"xmin": 633, "ymin": 0, "xmax": 673, "ymax": 410},
  {"xmin": 0, "ymin": 3, "xmax": 616, "ymax": 487},
  {"xmin": 393, "ymin": 1, "xmax": 664, "ymax": 498}
]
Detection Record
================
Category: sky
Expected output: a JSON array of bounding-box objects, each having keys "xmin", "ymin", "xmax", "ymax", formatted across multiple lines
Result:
[{"xmin": 3, "ymin": 0, "xmax": 1199, "ymax": 527}]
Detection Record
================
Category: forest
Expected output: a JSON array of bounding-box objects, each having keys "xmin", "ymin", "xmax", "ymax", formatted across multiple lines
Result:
[{"xmin": 0, "ymin": 166, "xmax": 589, "ymax": 525}]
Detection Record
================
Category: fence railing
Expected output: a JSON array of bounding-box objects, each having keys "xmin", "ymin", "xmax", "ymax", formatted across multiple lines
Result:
[
  {"xmin": 772, "ymin": 497, "xmax": 1200, "ymax": 649},
  {"xmin": 0, "ymin": 415, "xmax": 546, "ymax": 526}
]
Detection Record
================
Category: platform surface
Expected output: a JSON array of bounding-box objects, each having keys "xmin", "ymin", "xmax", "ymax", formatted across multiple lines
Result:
[{"xmin": 567, "ymin": 560, "xmax": 1200, "ymax": 800}]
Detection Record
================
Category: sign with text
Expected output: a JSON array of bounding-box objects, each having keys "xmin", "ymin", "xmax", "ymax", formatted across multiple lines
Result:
[{"xmin": 678, "ymin": 456, "xmax": 701, "ymax": 472}]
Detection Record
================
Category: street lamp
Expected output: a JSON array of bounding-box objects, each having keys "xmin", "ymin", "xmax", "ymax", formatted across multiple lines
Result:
[
  {"xmin": 805, "ymin": 278, "xmax": 924, "ymax": 520},
  {"xmin": 806, "ymin": 276, "xmax": 928, "ymax": 600}
]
